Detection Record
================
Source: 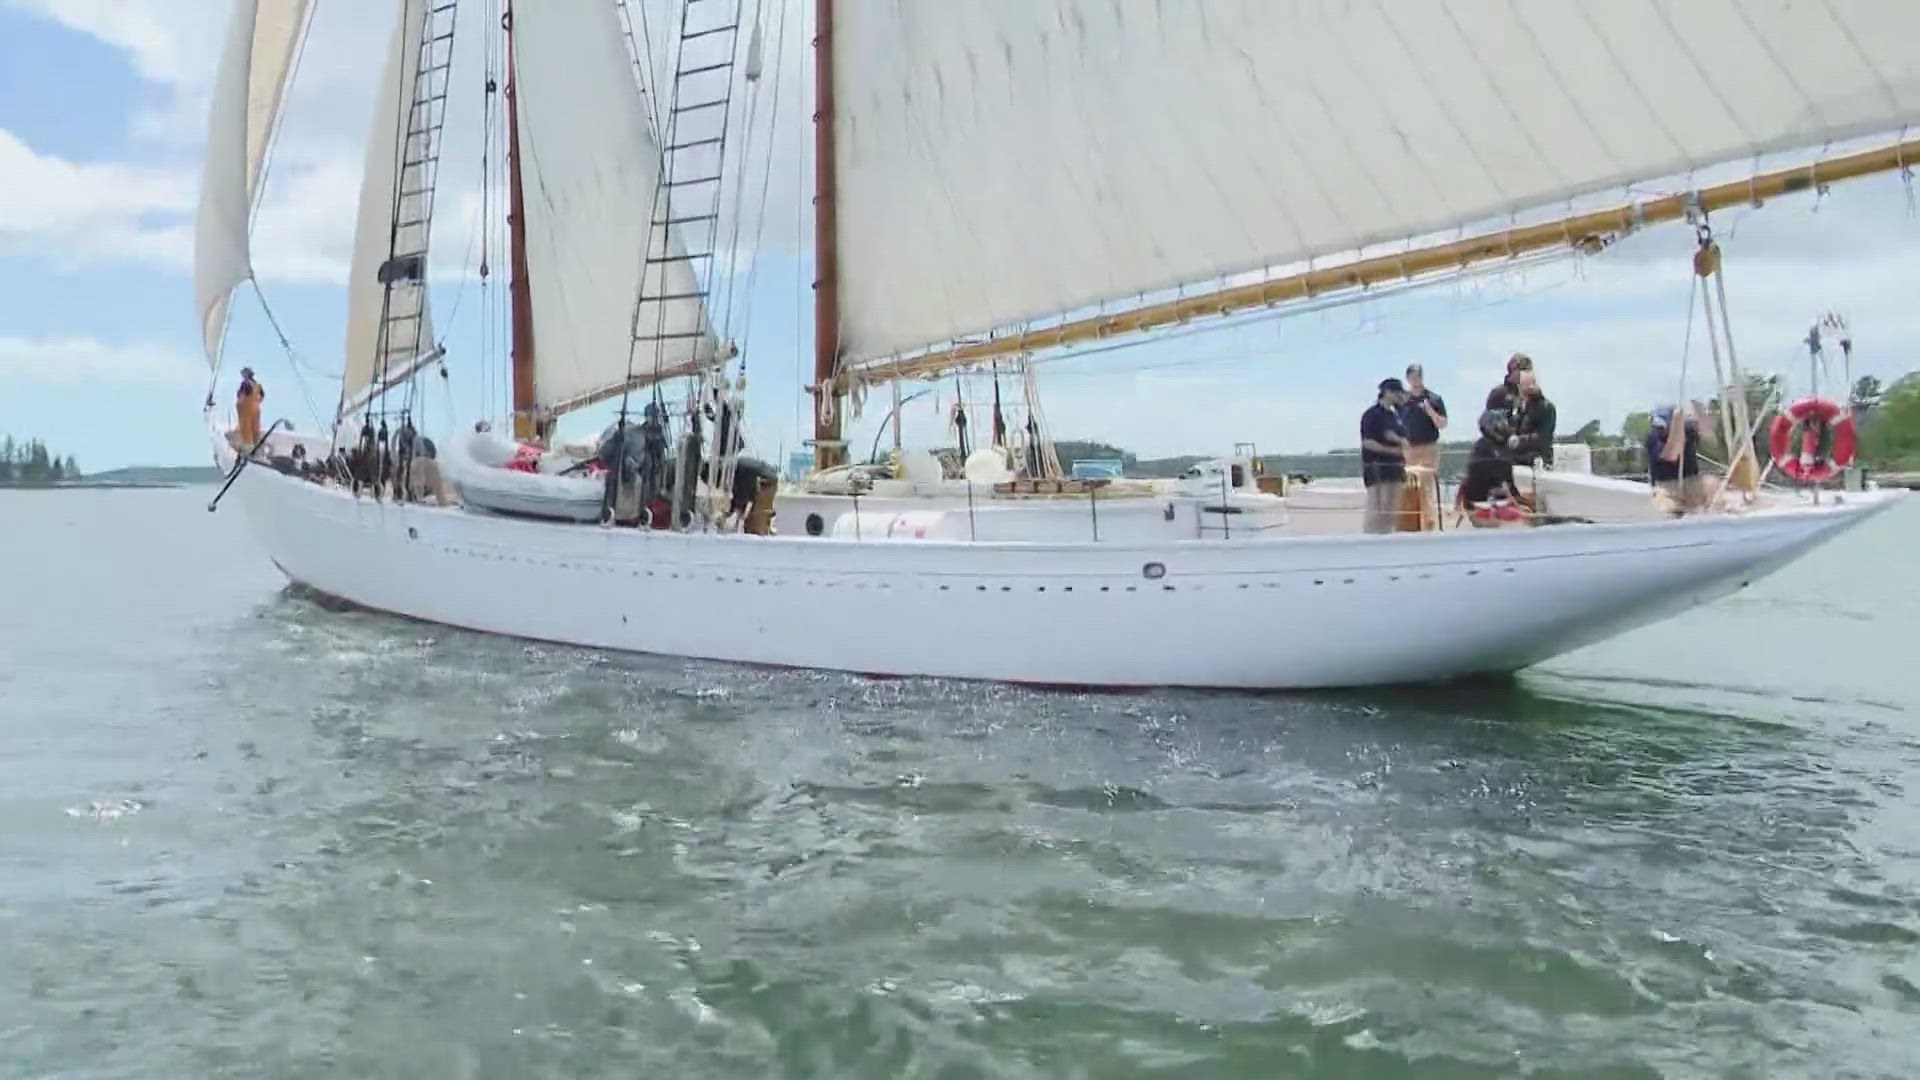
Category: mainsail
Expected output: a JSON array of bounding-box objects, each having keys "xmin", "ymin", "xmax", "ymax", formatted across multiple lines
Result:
[
  {"xmin": 830, "ymin": 1, "xmax": 1920, "ymax": 368},
  {"xmin": 193, "ymin": 0, "xmax": 312, "ymax": 367},
  {"xmin": 340, "ymin": 0, "xmax": 451, "ymax": 416},
  {"xmin": 511, "ymin": 0, "xmax": 720, "ymax": 417}
]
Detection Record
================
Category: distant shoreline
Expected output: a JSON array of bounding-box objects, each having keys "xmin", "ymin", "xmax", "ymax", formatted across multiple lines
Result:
[
  {"xmin": 0, "ymin": 480, "xmax": 189, "ymax": 491},
  {"xmin": 75, "ymin": 466, "xmax": 223, "ymax": 487}
]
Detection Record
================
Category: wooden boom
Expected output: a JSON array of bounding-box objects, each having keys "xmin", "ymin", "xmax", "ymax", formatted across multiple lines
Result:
[{"xmin": 844, "ymin": 137, "xmax": 1920, "ymax": 388}]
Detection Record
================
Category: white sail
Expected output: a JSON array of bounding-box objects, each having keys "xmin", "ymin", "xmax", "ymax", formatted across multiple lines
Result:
[
  {"xmin": 193, "ymin": 0, "xmax": 311, "ymax": 366},
  {"xmin": 340, "ymin": 0, "xmax": 446, "ymax": 415},
  {"xmin": 832, "ymin": 0, "xmax": 1920, "ymax": 364},
  {"xmin": 514, "ymin": 0, "xmax": 719, "ymax": 415}
]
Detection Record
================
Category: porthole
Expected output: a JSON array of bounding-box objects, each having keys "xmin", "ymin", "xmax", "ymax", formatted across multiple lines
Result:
[
  {"xmin": 805, "ymin": 513, "xmax": 825, "ymax": 536},
  {"xmin": 1142, "ymin": 562, "xmax": 1167, "ymax": 580}
]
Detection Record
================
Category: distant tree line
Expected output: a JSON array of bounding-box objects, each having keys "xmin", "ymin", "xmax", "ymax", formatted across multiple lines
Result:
[
  {"xmin": 1851, "ymin": 371, "xmax": 1920, "ymax": 471},
  {"xmin": 1601, "ymin": 371, "xmax": 1920, "ymax": 474},
  {"xmin": 0, "ymin": 436, "xmax": 82, "ymax": 485}
]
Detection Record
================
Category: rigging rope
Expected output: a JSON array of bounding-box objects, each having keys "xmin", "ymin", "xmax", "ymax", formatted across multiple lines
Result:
[
  {"xmin": 248, "ymin": 279, "xmax": 328, "ymax": 435},
  {"xmin": 1674, "ymin": 268, "xmax": 1699, "ymax": 418}
]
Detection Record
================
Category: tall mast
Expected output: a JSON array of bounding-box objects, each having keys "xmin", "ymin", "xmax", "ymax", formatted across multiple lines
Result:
[
  {"xmin": 504, "ymin": 1, "xmax": 538, "ymax": 442},
  {"xmin": 808, "ymin": 0, "xmax": 844, "ymax": 470}
]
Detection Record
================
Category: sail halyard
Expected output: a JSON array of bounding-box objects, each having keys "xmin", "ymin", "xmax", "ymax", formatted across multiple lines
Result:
[
  {"xmin": 843, "ymin": 135, "xmax": 1920, "ymax": 388},
  {"xmin": 828, "ymin": 2, "xmax": 1920, "ymax": 378},
  {"xmin": 194, "ymin": 0, "xmax": 315, "ymax": 368}
]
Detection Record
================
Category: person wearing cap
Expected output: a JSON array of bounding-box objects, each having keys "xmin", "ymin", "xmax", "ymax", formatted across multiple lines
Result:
[
  {"xmin": 1398, "ymin": 363, "xmax": 1448, "ymax": 471},
  {"xmin": 1486, "ymin": 352, "xmax": 1532, "ymax": 413},
  {"xmin": 235, "ymin": 366, "xmax": 266, "ymax": 449},
  {"xmin": 1359, "ymin": 377, "xmax": 1410, "ymax": 534},
  {"xmin": 1457, "ymin": 408, "xmax": 1534, "ymax": 524},
  {"xmin": 1646, "ymin": 403, "xmax": 1705, "ymax": 513}
]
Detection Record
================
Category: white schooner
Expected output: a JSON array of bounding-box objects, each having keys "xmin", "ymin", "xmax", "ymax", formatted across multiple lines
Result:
[{"xmin": 199, "ymin": 0, "xmax": 1910, "ymax": 689}]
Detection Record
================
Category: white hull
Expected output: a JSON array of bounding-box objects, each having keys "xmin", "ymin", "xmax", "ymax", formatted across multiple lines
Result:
[{"xmin": 216, "ymin": 437, "xmax": 1900, "ymax": 689}]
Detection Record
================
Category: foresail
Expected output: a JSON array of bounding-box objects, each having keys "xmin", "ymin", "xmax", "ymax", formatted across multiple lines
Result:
[
  {"xmin": 193, "ymin": 0, "xmax": 311, "ymax": 367},
  {"xmin": 832, "ymin": 1, "xmax": 1920, "ymax": 366},
  {"xmin": 513, "ymin": 0, "xmax": 719, "ymax": 416},
  {"xmin": 340, "ymin": 0, "xmax": 451, "ymax": 416}
]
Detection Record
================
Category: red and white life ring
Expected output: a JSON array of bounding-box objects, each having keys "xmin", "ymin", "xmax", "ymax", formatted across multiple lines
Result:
[{"xmin": 1768, "ymin": 396, "xmax": 1856, "ymax": 484}]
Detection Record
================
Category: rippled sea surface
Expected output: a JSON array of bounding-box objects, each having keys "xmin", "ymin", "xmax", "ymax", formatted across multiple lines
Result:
[{"xmin": 3, "ymin": 488, "xmax": 1918, "ymax": 1078}]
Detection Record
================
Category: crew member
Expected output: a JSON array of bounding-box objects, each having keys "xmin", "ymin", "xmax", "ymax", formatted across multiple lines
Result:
[
  {"xmin": 1646, "ymin": 404, "xmax": 1706, "ymax": 514},
  {"xmin": 1458, "ymin": 409, "xmax": 1534, "ymax": 523},
  {"xmin": 1485, "ymin": 352, "xmax": 1532, "ymax": 413},
  {"xmin": 1360, "ymin": 377, "xmax": 1409, "ymax": 534},
  {"xmin": 235, "ymin": 367, "xmax": 266, "ymax": 449},
  {"xmin": 1399, "ymin": 363, "xmax": 1447, "ymax": 471},
  {"xmin": 1510, "ymin": 370, "xmax": 1557, "ymax": 468}
]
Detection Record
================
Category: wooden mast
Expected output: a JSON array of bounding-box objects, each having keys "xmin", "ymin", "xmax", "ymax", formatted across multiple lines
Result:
[
  {"xmin": 808, "ymin": 0, "xmax": 845, "ymax": 470},
  {"xmin": 504, "ymin": 1, "xmax": 538, "ymax": 442},
  {"xmin": 844, "ymin": 136, "xmax": 1920, "ymax": 388}
]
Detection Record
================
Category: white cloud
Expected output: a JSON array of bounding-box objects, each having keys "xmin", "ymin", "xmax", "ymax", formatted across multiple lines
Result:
[
  {"xmin": 0, "ymin": 0, "xmax": 395, "ymax": 283},
  {"xmin": 0, "ymin": 128, "xmax": 195, "ymax": 268},
  {"xmin": 7, "ymin": 0, "xmax": 230, "ymax": 146},
  {"xmin": 5, "ymin": 0, "xmax": 207, "ymax": 83},
  {"xmin": 5, "ymin": 0, "xmax": 386, "ymax": 145},
  {"xmin": 0, "ymin": 333, "xmax": 205, "ymax": 388}
]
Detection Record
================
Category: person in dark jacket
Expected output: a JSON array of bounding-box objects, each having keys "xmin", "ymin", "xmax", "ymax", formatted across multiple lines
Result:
[
  {"xmin": 1398, "ymin": 363, "xmax": 1448, "ymax": 472},
  {"xmin": 1458, "ymin": 409, "xmax": 1534, "ymax": 522},
  {"xmin": 1646, "ymin": 404, "xmax": 1706, "ymax": 513},
  {"xmin": 1485, "ymin": 352, "xmax": 1532, "ymax": 412},
  {"xmin": 1359, "ymin": 377, "xmax": 1410, "ymax": 534},
  {"xmin": 1509, "ymin": 370, "xmax": 1557, "ymax": 468}
]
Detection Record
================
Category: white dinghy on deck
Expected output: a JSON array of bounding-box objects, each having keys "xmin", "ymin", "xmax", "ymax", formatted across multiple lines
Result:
[
  {"xmin": 198, "ymin": 0, "xmax": 1916, "ymax": 689},
  {"xmin": 443, "ymin": 427, "xmax": 605, "ymax": 524}
]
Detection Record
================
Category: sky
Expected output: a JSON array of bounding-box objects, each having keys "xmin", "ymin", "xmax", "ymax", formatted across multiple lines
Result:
[{"xmin": 5, "ymin": 0, "xmax": 1920, "ymax": 473}]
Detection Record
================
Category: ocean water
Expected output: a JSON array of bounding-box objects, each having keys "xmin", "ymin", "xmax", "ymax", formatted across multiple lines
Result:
[{"xmin": 2, "ymin": 488, "xmax": 1917, "ymax": 1078}]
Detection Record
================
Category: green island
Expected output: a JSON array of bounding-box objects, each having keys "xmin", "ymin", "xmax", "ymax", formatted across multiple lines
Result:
[
  {"xmin": 0, "ymin": 437, "xmax": 83, "ymax": 487},
  {"xmin": 0, "ymin": 436, "xmax": 220, "ymax": 489}
]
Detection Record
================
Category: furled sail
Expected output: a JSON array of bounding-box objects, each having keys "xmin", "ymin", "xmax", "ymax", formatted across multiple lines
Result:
[
  {"xmin": 340, "ymin": 0, "xmax": 448, "ymax": 416},
  {"xmin": 512, "ymin": 0, "xmax": 720, "ymax": 416},
  {"xmin": 831, "ymin": 1, "xmax": 1920, "ymax": 365},
  {"xmin": 193, "ymin": 0, "xmax": 312, "ymax": 366}
]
